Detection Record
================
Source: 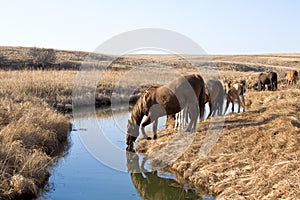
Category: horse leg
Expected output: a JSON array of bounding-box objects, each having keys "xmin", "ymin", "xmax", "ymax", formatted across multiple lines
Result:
[
  {"xmin": 193, "ymin": 110, "xmax": 198, "ymax": 130},
  {"xmin": 186, "ymin": 112, "xmax": 196, "ymax": 132},
  {"xmin": 185, "ymin": 103, "xmax": 198, "ymax": 132},
  {"xmin": 240, "ymin": 95, "xmax": 245, "ymax": 112},
  {"xmin": 174, "ymin": 112, "xmax": 179, "ymax": 130},
  {"xmin": 140, "ymin": 115, "xmax": 152, "ymax": 140},
  {"xmin": 207, "ymin": 100, "xmax": 213, "ymax": 118},
  {"xmin": 231, "ymin": 99, "xmax": 235, "ymax": 113},
  {"xmin": 224, "ymin": 96, "xmax": 230, "ymax": 114},
  {"xmin": 212, "ymin": 101, "xmax": 218, "ymax": 117},
  {"xmin": 218, "ymin": 101, "xmax": 223, "ymax": 116},
  {"xmin": 236, "ymin": 94, "xmax": 241, "ymax": 113},
  {"xmin": 177, "ymin": 111, "xmax": 182, "ymax": 129},
  {"xmin": 184, "ymin": 107, "xmax": 189, "ymax": 128},
  {"xmin": 153, "ymin": 119, "xmax": 158, "ymax": 140}
]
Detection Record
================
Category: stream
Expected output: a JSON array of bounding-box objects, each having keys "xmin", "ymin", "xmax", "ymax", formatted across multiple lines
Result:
[{"xmin": 41, "ymin": 106, "xmax": 219, "ymax": 199}]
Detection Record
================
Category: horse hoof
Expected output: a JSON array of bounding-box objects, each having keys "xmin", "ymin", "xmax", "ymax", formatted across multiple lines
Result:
[
  {"xmin": 153, "ymin": 135, "xmax": 157, "ymax": 140},
  {"xmin": 146, "ymin": 137, "xmax": 152, "ymax": 140},
  {"xmin": 126, "ymin": 145, "xmax": 135, "ymax": 153}
]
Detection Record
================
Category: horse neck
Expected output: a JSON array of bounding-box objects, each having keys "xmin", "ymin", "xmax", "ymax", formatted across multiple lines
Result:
[{"xmin": 131, "ymin": 101, "xmax": 145, "ymax": 126}]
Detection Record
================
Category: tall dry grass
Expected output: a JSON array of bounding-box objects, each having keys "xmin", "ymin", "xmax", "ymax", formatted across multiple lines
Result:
[{"xmin": 0, "ymin": 70, "xmax": 72, "ymax": 199}]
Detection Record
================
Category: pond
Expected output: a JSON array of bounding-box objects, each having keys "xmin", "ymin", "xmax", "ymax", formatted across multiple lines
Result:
[{"xmin": 41, "ymin": 106, "xmax": 219, "ymax": 200}]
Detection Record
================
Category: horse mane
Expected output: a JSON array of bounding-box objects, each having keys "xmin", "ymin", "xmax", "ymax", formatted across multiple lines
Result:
[{"xmin": 131, "ymin": 85, "xmax": 160, "ymax": 125}]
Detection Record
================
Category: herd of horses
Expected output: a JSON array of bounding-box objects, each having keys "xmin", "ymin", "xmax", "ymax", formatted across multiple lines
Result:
[
  {"xmin": 256, "ymin": 70, "xmax": 298, "ymax": 91},
  {"xmin": 126, "ymin": 69, "xmax": 299, "ymax": 151}
]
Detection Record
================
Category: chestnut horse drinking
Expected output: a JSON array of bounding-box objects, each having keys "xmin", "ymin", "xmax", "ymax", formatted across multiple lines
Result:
[{"xmin": 126, "ymin": 74, "xmax": 205, "ymax": 150}]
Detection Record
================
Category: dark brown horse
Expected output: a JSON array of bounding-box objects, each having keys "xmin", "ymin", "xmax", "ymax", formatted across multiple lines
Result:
[
  {"xmin": 205, "ymin": 80, "xmax": 225, "ymax": 117},
  {"xmin": 257, "ymin": 72, "xmax": 278, "ymax": 91},
  {"xmin": 126, "ymin": 74, "xmax": 205, "ymax": 149}
]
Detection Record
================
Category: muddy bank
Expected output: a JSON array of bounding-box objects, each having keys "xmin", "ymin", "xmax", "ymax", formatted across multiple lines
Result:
[{"xmin": 136, "ymin": 89, "xmax": 300, "ymax": 199}]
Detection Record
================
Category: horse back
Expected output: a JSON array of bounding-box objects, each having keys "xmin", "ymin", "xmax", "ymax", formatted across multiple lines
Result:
[
  {"xmin": 155, "ymin": 74, "xmax": 205, "ymax": 114},
  {"xmin": 207, "ymin": 80, "xmax": 224, "ymax": 100}
]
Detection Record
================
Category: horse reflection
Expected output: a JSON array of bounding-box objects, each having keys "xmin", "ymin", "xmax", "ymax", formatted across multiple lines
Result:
[{"xmin": 126, "ymin": 151, "xmax": 199, "ymax": 200}]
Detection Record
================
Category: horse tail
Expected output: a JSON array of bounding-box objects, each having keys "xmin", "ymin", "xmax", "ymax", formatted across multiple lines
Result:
[
  {"xmin": 198, "ymin": 83, "xmax": 205, "ymax": 121},
  {"xmin": 274, "ymin": 73, "xmax": 278, "ymax": 90},
  {"xmin": 217, "ymin": 83, "xmax": 225, "ymax": 116}
]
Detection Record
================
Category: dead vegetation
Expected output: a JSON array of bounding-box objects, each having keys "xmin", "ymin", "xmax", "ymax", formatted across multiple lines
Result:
[{"xmin": 0, "ymin": 71, "xmax": 71, "ymax": 199}]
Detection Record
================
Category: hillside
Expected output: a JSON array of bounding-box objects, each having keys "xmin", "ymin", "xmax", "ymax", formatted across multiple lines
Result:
[{"xmin": 1, "ymin": 46, "xmax": 300, "ymax": 72}]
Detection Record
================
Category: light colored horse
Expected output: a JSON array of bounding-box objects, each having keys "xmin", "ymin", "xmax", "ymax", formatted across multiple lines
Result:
[
  {"xmin": 285, "ymin": 70, "xmax": 298, "ymax": 85},
  {"xmin": 224, "ymin": 80, "xmax": 246, "ymax": 113}
]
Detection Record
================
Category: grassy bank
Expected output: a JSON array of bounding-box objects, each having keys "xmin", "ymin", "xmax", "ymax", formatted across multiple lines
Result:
[
  {"xmin": 136, "ymin": 86, "xmax": 300, "ymax": 199},
  {"xmin": 0, "ymin": 70, "xmax": 72, "ymax": 199}
]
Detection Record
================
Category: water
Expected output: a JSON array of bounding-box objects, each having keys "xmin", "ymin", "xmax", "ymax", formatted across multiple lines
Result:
[
  {"xmin": 42, "ymin": 107, "xmax": 203, "ymax": 200},
  {"xmin": 41, "ymin": 101, "xmax": 240, "ymax": 199}
]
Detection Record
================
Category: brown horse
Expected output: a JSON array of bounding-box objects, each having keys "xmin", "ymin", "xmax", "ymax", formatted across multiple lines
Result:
[
  {"xmin": 126, "ymin": 151, "xmax": 199, "ymax": 199},
  {"xmin": 257, "ymin": 72, "xmax": 278, "ymax": 91},
  {"xmin": 173, "ymin": 79, "xmax": 224, "ymax": 130},
  {"xmin": 126, "ymin": 74, "xmax": 206, "ymax": 149},
  {"xmin": 205, "ymin": 80, "xmax": 225, "ymax": 117},
  {"xmin": 224, "ymin": 80, "xmax": 246, "ymax": 114},
  {"xmin": 285, "ymin": 70, "xmax": 298, "ymax": 85}
]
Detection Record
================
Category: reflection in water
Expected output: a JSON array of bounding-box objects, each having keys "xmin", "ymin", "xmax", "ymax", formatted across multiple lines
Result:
[
  {"xmin": 46, "ymin": 106, "xmax": 218, "ymax": 199},
  {"xmin": 126, "ymin": 151, "xmax": 200, "ymax": 200}
]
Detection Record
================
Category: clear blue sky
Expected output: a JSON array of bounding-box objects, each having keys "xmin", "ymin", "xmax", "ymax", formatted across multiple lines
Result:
[{"xmin": 1, "ymin": 0, "xmax": 299, "ymax": 54}]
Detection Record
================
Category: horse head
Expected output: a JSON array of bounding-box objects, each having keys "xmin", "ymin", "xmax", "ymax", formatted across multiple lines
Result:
[
  {"xmin": 224, "ymin": 81, "xmax": 232, "ymax": 94},
  {"xmin": 126, "ymin": 120, "xmax": 139, "ymax": 149},
  {"xmin": 240, "ymin": 80, "xmax": 246, "ymax": 94}
]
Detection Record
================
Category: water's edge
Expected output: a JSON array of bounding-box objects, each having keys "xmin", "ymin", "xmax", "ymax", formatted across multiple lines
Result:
[{"xmin": 40, "ymin": 107, "xmax": 209, "ymax": 199}]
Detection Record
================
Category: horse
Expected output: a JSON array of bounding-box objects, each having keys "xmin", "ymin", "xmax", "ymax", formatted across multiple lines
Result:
[
  {"xmin": 257, "ymin": 72, "xmax": 278, "ymax": 91},
  {"xmin": 126, "ymin": 151, "xmax": 199, "ymax": 199},
  {"xmin": 126, "ymin": 74, "xmax": 206, "ymax": 149},
  {"xmin": 173, "ymin": 79, "xmax": 224, "ymax": 130},
  {"xmin": 285, "ymin": 70, "xmax": 298, "ymax": 85},
  {"xmin": 224, "ymin": 80, "xmax": 246, "ymax": 114},
  {"xmin": 205, "ymin": 80, "xmax": 225, "ymax": 117}
]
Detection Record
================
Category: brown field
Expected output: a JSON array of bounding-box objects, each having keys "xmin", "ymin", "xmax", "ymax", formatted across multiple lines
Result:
[{"xmin": 0, "ymin": 46, "xmax": 300, "ymax": 199}]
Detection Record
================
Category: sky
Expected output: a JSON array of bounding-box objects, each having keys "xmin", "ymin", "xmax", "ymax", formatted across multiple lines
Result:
[{"xmin": 1, "ymin": 0, "xmax": 300, "ymax": 54}]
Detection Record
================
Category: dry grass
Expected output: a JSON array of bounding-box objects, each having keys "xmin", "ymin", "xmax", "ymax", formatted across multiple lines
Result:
[
  {"xmin": 0, "ymin": 70, "xmax": 71, "ymax": 199},
  {"xmin": 137, "ymin": 87, "xmax": 300, "ymax": 199},
  {"xmin": 1, "ymin": 47, "xmax": 300, "ymax": 199},
  {"xmin": 134, "ymin": 55, "xmax": 300, "ymax": 199},
  {"xmin": 0, "ymin": 70, "xmax": 76, "ymax": 103}
]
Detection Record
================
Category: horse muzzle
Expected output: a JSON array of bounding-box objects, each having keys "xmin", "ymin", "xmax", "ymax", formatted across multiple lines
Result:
[{"xmin": 126, "ymin": 135, "xmax": 137, "ymax": 146}]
